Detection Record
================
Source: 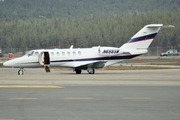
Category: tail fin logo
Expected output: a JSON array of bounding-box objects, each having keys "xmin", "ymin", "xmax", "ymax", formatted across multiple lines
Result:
[{"xmin": 127, "ymin": 33, "xmax": 157, "ymax": 43}]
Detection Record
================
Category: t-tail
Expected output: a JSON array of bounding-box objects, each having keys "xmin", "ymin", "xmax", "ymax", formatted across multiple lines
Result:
[{"xmin": 120, "ymin": 24, "xmax": 163, "ymax": 55}]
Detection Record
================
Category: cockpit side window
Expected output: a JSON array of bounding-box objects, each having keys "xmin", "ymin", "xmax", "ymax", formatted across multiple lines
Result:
[
  {"xmin": 34, "ymin": 51, "xmax": 39, "ymax": 57},
  {"xmin": 26, "ymin": 51, "xmax": 34, "ymax": 57}
]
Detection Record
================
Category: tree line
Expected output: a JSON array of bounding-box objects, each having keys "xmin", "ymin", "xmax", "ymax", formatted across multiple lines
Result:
[
  {"xmin": 0, "ymin": 10, "xmax": 179, "ymax": 51},
  {"xmin": 0, "ymin": 0, "xmax": 180, "ymax": 52},
  {"xmin": 1, "ymin": 0, "xmax": 180, "ymax": 19}
]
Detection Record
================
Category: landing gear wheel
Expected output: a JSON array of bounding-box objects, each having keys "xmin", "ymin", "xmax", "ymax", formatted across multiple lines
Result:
[
  {"xmin": 88, "ymin": 69, "xmax": 95, "ymax": 74},
  {"xmin": 75, "ymin": 69, "xmax": 82, "ymax": 74},
  {"xmin": 18, "ymin": 69, "xmax": 24, "ymax": 75}
]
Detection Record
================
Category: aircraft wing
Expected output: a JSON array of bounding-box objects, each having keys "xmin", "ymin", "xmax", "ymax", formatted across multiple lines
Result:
[{"xmin": 63, "ymin": 60, "xmax": 107, "ymax": 69}]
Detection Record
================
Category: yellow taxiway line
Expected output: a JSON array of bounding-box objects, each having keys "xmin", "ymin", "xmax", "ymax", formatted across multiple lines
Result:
[
  {"xmin": 0, "ymin": 85, "xmax": 64, "ymax": 88},
  {"xmin": 0, "ymin": 119, "xmax": 14, "ymax": 120},
  {"xmin": 9, "ymin": 98, "xmax": 37, "ymax": 100}
]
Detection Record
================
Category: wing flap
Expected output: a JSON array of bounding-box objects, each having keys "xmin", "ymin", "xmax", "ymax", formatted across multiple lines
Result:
[{"xmin": 74, "ymin": 60, "xmax": 107, "ymax": 69}]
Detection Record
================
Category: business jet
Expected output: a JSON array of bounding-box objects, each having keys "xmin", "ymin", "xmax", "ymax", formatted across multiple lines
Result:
[{"xmin": 3, "ymin": 24, "xmax": 174, "ymax": 75}]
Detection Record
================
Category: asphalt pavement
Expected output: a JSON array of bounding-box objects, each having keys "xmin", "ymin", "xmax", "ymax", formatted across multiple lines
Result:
[{"xmin": 0, "ymin": 68, "xmax": 180, "ymax": 120}]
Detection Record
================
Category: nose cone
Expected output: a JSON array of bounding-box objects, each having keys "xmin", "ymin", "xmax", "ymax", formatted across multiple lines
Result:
[
  {"xmin": 3, "ymin": 58, "xmax": 19, "ymax": 67},
  {"xmin": 3, "ymin": 60, "xmax": 13, "ymax": 67}
]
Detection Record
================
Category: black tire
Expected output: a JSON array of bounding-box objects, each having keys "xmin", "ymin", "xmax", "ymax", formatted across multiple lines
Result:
[
  {"xmin": 75, "ymin": 69, "xmax": 82, "ymax": 74},
  {"xmin": 88, "ymin": 69, "xmax": 95, "ymax": 74},
  {"xmin": 18, "ymin": 69, "xmax": 24, "ymax": 75}
]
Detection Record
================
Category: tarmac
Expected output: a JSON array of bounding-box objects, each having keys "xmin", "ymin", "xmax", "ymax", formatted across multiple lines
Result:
[
  {"xmin": 0, "ymin": 68, "xmax": 180, "ymax": 120},
  {"xmin": 0, "ymin": 68, "xmax": 180, "ymax": 86}
]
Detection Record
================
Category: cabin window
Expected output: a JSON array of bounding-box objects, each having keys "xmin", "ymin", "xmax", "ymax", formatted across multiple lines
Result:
[
  {"xmin": 62, "ymin": 52, "xmax": 65, "ymax": 56},
  {"xmin": 56, "ymin": 52, "xmax": 60, "ymax": 56},
  {"xmin": 67, "ymin": 52, "xmax": 70, "ymax": 56},
  {"xmin": 73, "ymin": 51, "xmax": 76, "ymax": 55},
  {"xmin": 78, "ymin": 51, "xmax": 81, "ymax": 55},
  {"xmin": 51, "ymin": 52, "xmax": 54, "ymax": 56}
]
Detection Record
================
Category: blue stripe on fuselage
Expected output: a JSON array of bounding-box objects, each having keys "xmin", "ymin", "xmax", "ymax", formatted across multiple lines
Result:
[
  {"xmin": 127, "ymin": 33, "xmax": 157, "ymax": 43},
  {"xmin": 51, "ymin": 54, "xmax": 140, "ymax": 63},
  {"xmin": 22, "ymin": 54, "xmax": 140, "ymax": 65}
]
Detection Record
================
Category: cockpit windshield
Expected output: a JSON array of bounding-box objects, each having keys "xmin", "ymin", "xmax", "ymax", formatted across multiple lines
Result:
[{"xmin": 24, "ymin": 51, "xmax": 34, "ymax": 57}]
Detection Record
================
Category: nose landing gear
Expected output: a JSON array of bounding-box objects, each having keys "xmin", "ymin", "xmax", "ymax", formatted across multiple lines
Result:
[{"xmin": 18, "ymin": 68, "xmax": 25, "ymax": 75}]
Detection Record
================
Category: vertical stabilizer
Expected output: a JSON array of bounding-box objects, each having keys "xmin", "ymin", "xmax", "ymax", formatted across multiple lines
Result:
[{"xmin": 120, "ymin": 24, "xmax": 163, "ymax": 54}]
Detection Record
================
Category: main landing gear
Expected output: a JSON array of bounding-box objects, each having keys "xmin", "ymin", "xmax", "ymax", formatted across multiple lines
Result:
[
  {"xmin": 74, "ymin": 68, "xmax": 95, "ymax": 74},
  {"xmin": 18, "ymin": 68, "xmax": 25, "ymax": 75},
  {"xmin": 75, "ymin": 69, "xmax": 82, "ymax": 74},
  {"xmin": 87, "ymin": 68, "xmax": 95, "ymax": 74}
]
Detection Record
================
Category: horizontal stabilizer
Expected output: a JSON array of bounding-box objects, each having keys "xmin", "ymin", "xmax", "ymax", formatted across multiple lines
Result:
[
  {"xmin": 162, "ymin": 25, "xmax": 175, "ymax": 28},
  {"xmin": 146, "ymin": 24, "xmax": 175, "ymax": 28},
  {"xmin": 146, "ymin": 24, "xmax": 163, "ymax": 28},
  {"xmin": 122, "ymin": 49, "xmax": 148, "ymax": 55}
]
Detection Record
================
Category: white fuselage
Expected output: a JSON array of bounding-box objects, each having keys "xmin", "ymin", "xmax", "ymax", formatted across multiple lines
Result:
[{"xmin": 3, "ymin": 46, "xmax": 139, "ymax": 68}]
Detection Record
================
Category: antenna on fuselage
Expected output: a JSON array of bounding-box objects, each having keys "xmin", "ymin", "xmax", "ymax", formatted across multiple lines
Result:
[
  {"xmin": 98, "ymin": 45, "xmax": 101, "ymax": 53},
  {"xmin": 70, "ymin": 45, "xmax": 73, "ymax": 49}
]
